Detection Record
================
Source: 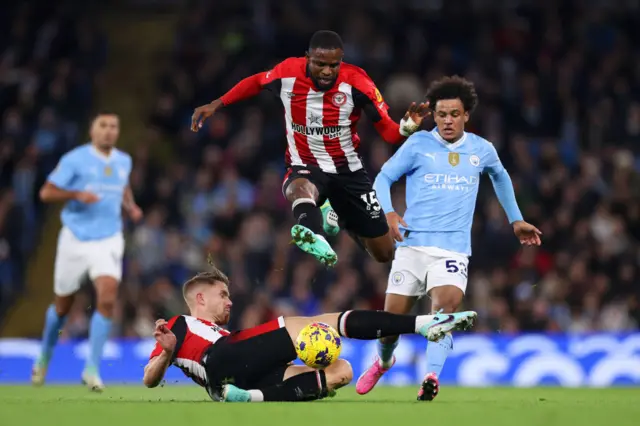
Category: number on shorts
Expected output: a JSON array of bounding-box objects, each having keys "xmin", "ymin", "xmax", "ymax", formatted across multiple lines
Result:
[
  {"xmin": 446, "ymin": 259, "xmax": 468, "ymax": 278},
  {"xmin": 360, "ymin": 191, "xmax": 381, "ymax": 212}
]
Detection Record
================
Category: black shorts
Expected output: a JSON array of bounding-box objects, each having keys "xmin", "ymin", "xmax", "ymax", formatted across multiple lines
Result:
[
  {"xmin": 203, "ymin": 317, "xmax": 297, "ymax": 390},
  {"xmin": 282, "ymin": 165, "xmax": 389, "ymax": 239}
]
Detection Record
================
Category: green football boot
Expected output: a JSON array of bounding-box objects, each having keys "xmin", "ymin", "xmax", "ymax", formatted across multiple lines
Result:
[
  {"xmin": 291, "ymin": 224, "xmax": 338, "ymax": 267},
  {"xmin": 320, "ymin": 200, "xmax": 340, "ymax": 236}
]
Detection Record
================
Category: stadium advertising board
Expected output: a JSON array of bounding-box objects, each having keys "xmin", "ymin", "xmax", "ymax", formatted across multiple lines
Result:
[{"xmin": 1, "ymin": 333, "xmax": 639, "ymax": 386}]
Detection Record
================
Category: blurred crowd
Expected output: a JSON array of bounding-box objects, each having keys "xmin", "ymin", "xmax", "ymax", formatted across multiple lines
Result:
[
  {"xmin": 0, "ymin": 3, "xmax": 105, "ymax": 316},
  {"xmin": 5, "ymin": 1, "xmax": 640, "ymax": 338}
]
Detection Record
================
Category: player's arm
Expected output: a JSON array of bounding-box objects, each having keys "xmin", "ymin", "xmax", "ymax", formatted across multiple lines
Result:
[
  {"xmin": 40, "ymin": 155, "xmax": 98, "ymax": 204},
  {"xmin": 143, "ymin": 318, "xmax": 179, "ymax": 388},
  {"xmin": 144, "ymin": 349, "xmax": 173, "ymax": 388},
  {"xmin": 484, "ymin": 144, "xmax": 523, "ymax": 224},
  {"xmin": 373, "ymin": 138, "xmax": 417, "ymax": 241},
  {"xmin": 191, "ymin": 60, "xmax": 286, "ymax": 131},
  {"xmin": 352, "ymin": 74, "xmax": 428, "ymax": 144},
  {"xmin": 484, "ymin": 144, "xmax": 542, "ymax": 245},
  {"xmin": 122, "ymin": 185, "xmax": 143, "ymax": 222}
]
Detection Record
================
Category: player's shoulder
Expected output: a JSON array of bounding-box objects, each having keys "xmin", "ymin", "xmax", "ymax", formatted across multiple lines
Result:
[
  {"xmin": 113, "ymin": 148, "xmax": 132, "ymax": 164},
  {"xmin": 341, "ymin": 63, "xmax": 377, "ymax": 89},
  {"xmin": 61, "ymin": 144, "xmax": 92, "ymax": 162},
  {"xmin": 272, "ymin": 57, "xmax": 306, "ymax": 77},
  {"xmin": 466, "ymin": 132, "xmax": 496, "ymax": 152}
]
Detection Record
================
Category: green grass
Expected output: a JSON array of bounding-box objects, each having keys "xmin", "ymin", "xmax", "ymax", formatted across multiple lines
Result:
[{"xmin": 2, "ymin": 385, "xmax": 640, "ymax": 426}]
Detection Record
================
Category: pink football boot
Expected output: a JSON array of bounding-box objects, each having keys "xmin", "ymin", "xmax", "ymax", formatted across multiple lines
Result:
[
  {"xmin": 417, "ymin": 372, "xmax": 440, "ymax": 401},
  {"xmin": 355, "ymin": 355, "xmax": 395, "ymax": 395}
]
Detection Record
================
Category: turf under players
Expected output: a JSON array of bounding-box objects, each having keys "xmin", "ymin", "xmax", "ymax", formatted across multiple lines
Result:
[
  {"xmin": 32, "ymin": 112, "xmax": 142, "ymax": 391},
  {"xmin": 190, "ymin": 30, "xmax": 428, "ymax": 267},
  {"xmin": 143, "ymin": 269, "xmax": 477, "ymax": 402},
  {"xmin": 355, "ymin": 76, "xmax": 542, "ymax": 400}
]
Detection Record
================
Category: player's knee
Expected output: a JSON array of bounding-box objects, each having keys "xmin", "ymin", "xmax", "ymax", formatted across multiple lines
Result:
[
  {"xmin": 285, "ymin": 178, "xmax": 318, "ymax": 202},
  {"xmin": 432, "ymin": 297, "xmax": 462, "ymax": 314},
  {"xmin": 94, "ymin": 277, "xmax": 119, "ymax": 317},
  {"xmin": 325, "ymin": 359, "xmax": 353, "ymax": 390}
]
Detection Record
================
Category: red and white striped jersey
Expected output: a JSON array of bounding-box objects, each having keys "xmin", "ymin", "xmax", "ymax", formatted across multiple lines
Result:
[
  {"xmin": 149, "ymin": 315, "xmax": 230, "ymax": 387},
  {"xmin": 221, "ymin": 57, "xmax": 404, "ymax": 174}
]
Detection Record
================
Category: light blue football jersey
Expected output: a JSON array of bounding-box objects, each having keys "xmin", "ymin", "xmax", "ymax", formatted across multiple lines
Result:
[
  {"xmin": 47, "ymin": 144, "xmax": 132, "ymax": 241},
  {"xmin": 374, "ymin": 129, "xmax": 522, "ymax": 256}
]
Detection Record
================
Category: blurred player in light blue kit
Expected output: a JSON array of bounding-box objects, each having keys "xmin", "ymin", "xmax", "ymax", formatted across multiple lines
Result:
[
  {"xmin": 356, "ymin": 76, "xmax": 541, "ymax": 400},
  {"xmin": 32, "ymin": 112, "xmax": 142, "ymax": 391}
]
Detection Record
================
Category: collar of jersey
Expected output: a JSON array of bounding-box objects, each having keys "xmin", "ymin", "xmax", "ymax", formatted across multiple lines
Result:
[
  {"xmin": 89, "ymin": 144, "xmax": 115, "ymax": 162},
  {"xmin": 431, "ymin": 128, "xmax": 467, "ymax": 150}
]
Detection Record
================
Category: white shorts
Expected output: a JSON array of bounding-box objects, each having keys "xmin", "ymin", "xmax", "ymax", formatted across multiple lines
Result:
[
  {"xmin": 387, "ymin": 246, "xmax": 469, "ymax": 298},
  {"xmin": 54, "ymin": 227, "xmax": 125, "ymax": 296}
]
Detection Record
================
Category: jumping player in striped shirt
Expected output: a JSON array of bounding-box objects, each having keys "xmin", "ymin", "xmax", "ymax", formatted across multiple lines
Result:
[
  {"xmin": 191, "ymin": 30, "xmax": 429, "ymax": 267},
  {"xmin": 143, "ymin": 268, "xmax": 477, "ymax": 402}
]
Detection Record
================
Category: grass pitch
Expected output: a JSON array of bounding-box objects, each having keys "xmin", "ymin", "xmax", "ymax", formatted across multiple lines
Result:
[{"xmin": 1, "ymin": 385, "xmax": 639, "ymax": 426}]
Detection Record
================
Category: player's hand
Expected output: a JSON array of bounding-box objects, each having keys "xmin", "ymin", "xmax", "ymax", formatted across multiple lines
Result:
[
  {"xmin": 386, "ymin": 212, "xmax": 408, "ymax": 242},
  {"xmin": 75, "ymin": 191, "xmax": 99, "ymax": 204},
  {"xmin": 127, "ymin": 204, "xmax": 143, "ymax": 223},
  {"xmin": 403, "ymin": 101, "xmax": 431, "ymax": 126},
  {"xmin": 513, "ymin": 220, "xmax": 542, "ymax": 246},
  {"xmin": 154, "ymin": 319, "xmax": 177, "ymax": 353},
  {"xmin": 191, "ymin": 99, "xmax": 223, "ymax": 132}
]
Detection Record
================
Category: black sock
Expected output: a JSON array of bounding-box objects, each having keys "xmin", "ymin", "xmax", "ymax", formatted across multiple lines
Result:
[
  {"xmin": 292, "ymin": 199, "xmax": 324, "ymax": 235},
  {"xmin": 261, "ymin": 370, "xmax": 327, "ymax": 402},
  {"xmin": 336, "ymin": 310, "xmax": 416, "ymax": 339}
]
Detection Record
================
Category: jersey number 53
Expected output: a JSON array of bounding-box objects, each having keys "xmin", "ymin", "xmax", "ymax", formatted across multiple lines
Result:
[{"xmin": 446, "ymin": 259, "xmax": 468, "ymax": 278}]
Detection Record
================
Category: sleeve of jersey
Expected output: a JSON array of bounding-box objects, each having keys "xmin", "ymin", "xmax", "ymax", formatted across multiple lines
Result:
[
  {"xmin": 149, "ymin": 316, "xmax": 183, "ymax": 360},
  {"xmin": 373, "ymin": 140, "xmax": 415, "ymax": 213},
  {"xmin": 485, "ymin": 145, "xmax": 524, "ymax": 224},
  {"xmin": 47, "ymin": 153, "xmax": 76, "ymax": 189},
  {"xmin": 351, "ymin": 83, "xmax": 404, "ymax": 145},
  {"xmin": 220, "ymin": 60, "xmax": 286, "ymax": 106}
]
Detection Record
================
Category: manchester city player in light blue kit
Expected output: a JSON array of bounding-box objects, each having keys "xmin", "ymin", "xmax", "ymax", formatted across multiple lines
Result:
[
  {"xmin": 32, "ymin": 112, "xmax": 143, "ymax": 391},
  {"xmin": 356, "ymin": 76, "xmax": 542, "ymax": 400}
]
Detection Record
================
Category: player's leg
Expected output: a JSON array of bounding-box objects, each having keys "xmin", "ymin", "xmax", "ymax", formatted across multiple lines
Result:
[
  {"xmin": 327, "ymin": 169, "xmax": 394, "ymax": 263},
  {"xmin": 283, "ymin": 167, "xmax": 337, "ymax": 267},
  {"xmin": 83, "ymin": 233, "xmax": 124, "ymax": 391},
  {"xmin": 222, "ymin": 360, "xmax": 353, "ymax": 402},
  {"xmin": 283, "ymin": 308, "xmax": 475, "ymax": 345},
  {"xmin": 32, "ymin": 228, "xmax": 88, "ymax": 386},
  {"xmin": 356, "ymin": 247, "xmax": 428, "ymax": 394},
  {"xmin": 418, "ymin": 252, "xmax": 468, "ymax": 402}
]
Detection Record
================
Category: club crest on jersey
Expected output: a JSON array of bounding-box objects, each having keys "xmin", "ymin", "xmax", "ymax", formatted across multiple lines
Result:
[
  {"xmin": 448, "ymin": 153, "xmax": 460, "ymax": 167},
  {"xmin": 104, "ymin": 166, "xmax": 112, "ymax": 176},
  {"xmin": 332, "ymin": 92, "xmax": 346, "ymax": 107},
  {"xmin": 470, "ymin": 155, "xmax": 480, "ymax": 167},
  {"xmin": 392, "ymin": 271, "xmax": 404, "ymax": 286}
]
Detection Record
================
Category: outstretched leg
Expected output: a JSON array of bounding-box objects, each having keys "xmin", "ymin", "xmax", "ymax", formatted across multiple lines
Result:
[{"xmin": 284, "ymin": 309, "xmax": 476, "ymax": 344}]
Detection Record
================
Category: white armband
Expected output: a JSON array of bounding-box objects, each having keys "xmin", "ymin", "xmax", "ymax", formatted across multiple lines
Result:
[{"xmin": 399, "ymin": 116, "xmax": 420, "ymax": 137}]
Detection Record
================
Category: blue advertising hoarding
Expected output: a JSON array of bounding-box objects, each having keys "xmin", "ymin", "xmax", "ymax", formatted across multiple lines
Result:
[{"xmin": 1, "ymin": 333, "xmax": 639, "ymax": 386}]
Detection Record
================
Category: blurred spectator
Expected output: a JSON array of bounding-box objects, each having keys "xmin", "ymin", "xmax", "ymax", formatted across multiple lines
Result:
[{"xmin": 0, "ymin": 2, "xmax": 105, "ymax": 316}]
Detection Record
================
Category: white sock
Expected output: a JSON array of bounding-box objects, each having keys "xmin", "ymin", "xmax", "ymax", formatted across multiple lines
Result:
[
  {"xmin": 248, "ymin": 389, "xmax": 264, "ymax": 402},
  {"xmin": 414, "ymin": 314, "xmax": 437, "ymax": 333}
]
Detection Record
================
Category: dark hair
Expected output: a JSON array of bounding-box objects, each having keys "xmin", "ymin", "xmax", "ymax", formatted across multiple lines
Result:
[
  {"xmin": 308, "ymin": 30, "xmax": 343, "ymax": 51},
  {"xmin": 90, "ymin": 110, "xmax": 119, "ymax": 122},
  {"xmin": 425, "ymin": 76, "xmax": 478, "ymax": 113},
  {"xmin": 182, "ymin": 269, "xmax": 229, "ymax": 301}
]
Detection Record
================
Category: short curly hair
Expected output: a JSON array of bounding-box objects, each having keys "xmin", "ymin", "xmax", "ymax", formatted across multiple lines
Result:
[{"xmin": 425, "ymin": 76, "xmax": 478, "ymax": 113}]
